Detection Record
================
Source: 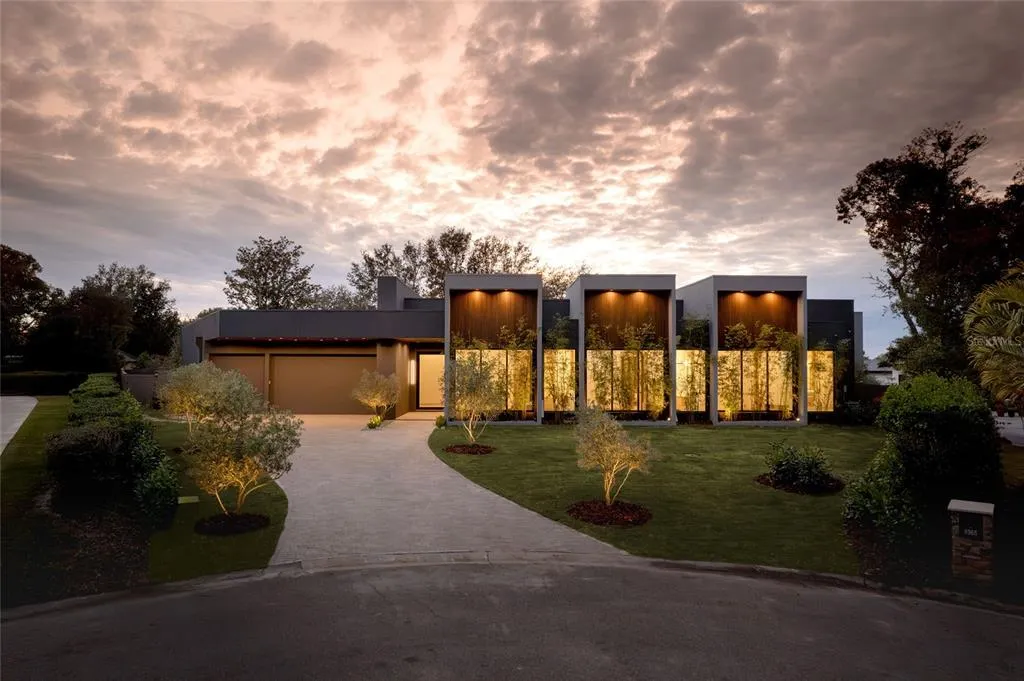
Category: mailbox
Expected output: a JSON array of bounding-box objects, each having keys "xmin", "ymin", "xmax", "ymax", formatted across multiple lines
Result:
[{"xmin": 947, "ymin": 499, "xmax": 994, "ymax": 582}]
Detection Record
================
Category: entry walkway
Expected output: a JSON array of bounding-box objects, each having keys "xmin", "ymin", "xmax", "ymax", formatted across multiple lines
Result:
[
  {"xmin": 270, "ymin": 416, "xmax": 622, "ymax": 564},
  {"xmin": 1, "ymin": 397, "xmax": 38, "ymax": 453}
]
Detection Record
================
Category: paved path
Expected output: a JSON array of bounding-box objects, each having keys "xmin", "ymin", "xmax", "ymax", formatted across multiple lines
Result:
[
  {"xmin": 270, "ymin": 416, "xmax": 621, "ymax": 564},
  {"xmin": 3, "ymin": 561, "xmax": 1021, "ymax": 680},
  {"xmin": 996, "ymin": 414, "xmax": 1024, "ymax": 446},
  {"xmin": 1, "ymin": 397, "xmax": 37, "ymax": 454}
]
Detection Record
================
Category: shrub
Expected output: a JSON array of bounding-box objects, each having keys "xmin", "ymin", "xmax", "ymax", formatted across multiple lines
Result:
[
  {"xmin": 68, "ymin": 390, "xmax": 143, "ymax": 426},
  {"xmin": 352, "ymin": 370, "xmax": 399, "ymax": 420},
  {"xmin": 434, "ymin": 413, "xmax": 446, "ymax": 428},
  {"xmin": 844, "ymin": 374, "xmax": 1004, "ymax": 581},
  {"xmin": 843, "ymin": 444, "xmax": 924, "ymax": 579},
  {"xmin": 69, "ymin": 374, "xmax": 121, "ymax": 401},
  {"xmin": 134, "ymin": 458, "xmax": 179, "ymax": 527},
  {"xmin": 367, "ymin": 414, "xmax": 383, "ymax": 429},
  {"xmin": 46, "ymin": 421, "xmax": 127, "ymax": 490},
  {"xmin": 839, "ymin": 399, "xmax": 880, "ymax": 426},
  {"xmin": 159, "ymin": 362, "xmax": 263, "ymax": 433},
  {"xmin": 186, "ymin": 406, "xmax": 302, "ymax": 515},
  {"xmin": 764, "ymin": 442, "xmax": 835, "ymax": 490},
  {"xmin": 876, "ymin": 373, "xmax": 1003, "ymax": 502},
  {"xmin": 575, "ymin": 405, "xmax": 653, "ymax": 505}
]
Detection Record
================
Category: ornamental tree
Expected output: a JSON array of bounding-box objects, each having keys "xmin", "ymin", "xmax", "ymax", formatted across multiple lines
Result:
[
  {"xmin": 442, "ymin": 340, "xmax": 505, "ymax": 443},
  {"xmin": 186, "ymin": 405, "xmax": 302, "ymax": 515},
  {"xmin": 351, "ymin": 369, "xmax": 400, "ymax": 420},
  {"xmin": 159, "ymin": 362, "xmax": 263, "ymax": 433},
  {"xmin": 575, "ymin": 405, "xmax": 653, "ymax": 506}
]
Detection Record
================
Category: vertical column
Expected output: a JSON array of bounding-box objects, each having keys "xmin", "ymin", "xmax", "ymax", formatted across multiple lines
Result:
[
  {"xmin": 536, "ymin": 283, "xmax": 544, "ymax": 423},
  {"xmin": 667, "ymin": 291, "xmax": 677, "ymax": 423},
  {"xmin": 709, "ymin": 290, "xmax": 720, "ymax": 425},
  {"xmin": 798, "ymin": 291, "xmax": 808, "ymax": 425}
]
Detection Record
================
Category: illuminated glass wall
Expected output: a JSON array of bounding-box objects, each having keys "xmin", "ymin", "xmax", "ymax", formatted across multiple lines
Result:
[
  {"xmin": 455, "ymin": 347, "xmax": 535, "ymax": 414},
  {"xmin": 586, "ymin": 349, "xmax": 666, "ymax": 413},
  {"xmin": 675, "ymin": 350, "xmax": 707, "ymax": 412},
  {"xmin": 543, "ymin": 349, "xmax": 576, "ymax": 411},
  {"xmin": 807, "ymin": 350, "xmax": 834, "ymax": 412},
  {"xmin": 717, "ymin": 350, "xmax": 797, "ymax": 420}
]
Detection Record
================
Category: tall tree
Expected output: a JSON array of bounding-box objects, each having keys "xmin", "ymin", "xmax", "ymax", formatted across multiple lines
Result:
[
  {"xmin": 541, "ymin": 263, "xmax": 590, "ymax": 298},
  {"xmin": 311, "ymin": 284, "xmax": 373, "ymax": 310},
  {"xmin": 837, "ymin": 122, "xmax": 1022, "ymax": 377},
  {"xmin": 346, "ymin": 227, "xmax": 571, "ymax": 303},
  {"xmin": 25, "ymin": 284, "xmax": 132, "ymax": 371},
  {"xmin": 1, "ymin": 245, "xmax": 56, "ymax": 356},
  {"xmin": 82, "ymin": 263, "xmax": 179, "ymax": 357},
  {"xmin": 224, "ymin": 236, "xmax": 321, "ymax": 310},
  {"xmin": 421, "ymin": 228, "xmax": 474, "ymax": 297},
  {"xmin": 346, "ymin": 242, "xmax": 421, "ymax": 308}
]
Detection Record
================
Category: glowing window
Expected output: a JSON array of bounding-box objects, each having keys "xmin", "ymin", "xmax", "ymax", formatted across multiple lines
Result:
[
  {"xmin": 543, "ymin": 349, "xmax": 576, "ymax": 411},
  {"xmin": 676, "ymin": 350, "xmax": 707, "ymax": 411},
  {"xmin": 807, "ymin": 350, "xmax": 834, "ymax": 412}
]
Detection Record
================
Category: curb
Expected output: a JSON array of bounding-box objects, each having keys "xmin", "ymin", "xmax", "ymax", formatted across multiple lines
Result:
[{"xmin": 3, "ymin": 551, "xmax": 1022, "ymax": 622}]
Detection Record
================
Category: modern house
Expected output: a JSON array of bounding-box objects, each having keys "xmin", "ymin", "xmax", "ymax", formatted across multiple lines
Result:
[{"xmin": 181, "ymin": 273, "xmax": 861, "ymax": 425}]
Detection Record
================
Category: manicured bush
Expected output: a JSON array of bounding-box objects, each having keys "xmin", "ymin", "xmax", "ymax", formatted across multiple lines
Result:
[
  {"xmin": 876, "ymin": 373, "xmax": 1003, "ymax": 502},
  {"xmin": 69, "ymin": 373, "xmax": 121, "ymax": 401},
  {"xmin": 68, "ymin": 391, "xmax": 143, "ymax": 426},
  {"xmin": 763, "ymin": 442, "xmax": 836, "ymax": 491},
  {"xmin": 434, "ymin": 413, "xmax": 446, "ymax": 428},
  {"xmin": 0, "ymin": 371, "xmax": 89, "ymax": 396},
  {"xmin": 367, "ymin": 414, "xmax": 383, "ymax": 429},
  {"xmin": 46, "ymin": 421, "xmax": 127, "ymax": 489},
  {"xmin": 134, "ymin": 458, "xmax": 179, "ymax": 527}
]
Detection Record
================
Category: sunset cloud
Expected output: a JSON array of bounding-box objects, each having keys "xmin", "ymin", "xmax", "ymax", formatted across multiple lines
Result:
[{"xmin": 2, "ymin": 1, "xmax": 1022, "ymax": 355}]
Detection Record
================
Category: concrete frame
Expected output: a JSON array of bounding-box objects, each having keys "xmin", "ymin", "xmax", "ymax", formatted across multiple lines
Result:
[
  {"xmin": 676, "ymin": 275, "xmax": 807, "ymax": 427},
  {"xmin": 443, "ymin": 274, "xmax": 544, "ymax": 425},
  {"xmin": 565, "ymin": 274, "xmax": 677, "ymax": 426}
]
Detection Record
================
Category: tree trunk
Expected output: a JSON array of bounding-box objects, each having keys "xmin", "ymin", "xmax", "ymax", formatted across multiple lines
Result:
[{"xmin": 886, "ymin": 268, "xmax": 920, "ymax": 336}]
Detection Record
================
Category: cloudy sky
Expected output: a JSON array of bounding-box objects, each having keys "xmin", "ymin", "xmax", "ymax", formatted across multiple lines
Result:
[{"xmin": 2, "ymin": 1, "xmax": 1022, "ymax": 356}]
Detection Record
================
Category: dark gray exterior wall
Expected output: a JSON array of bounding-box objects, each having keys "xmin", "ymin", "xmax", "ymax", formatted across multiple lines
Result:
[
  {"xmin": 181, "ymin": 311, "xmax": 222, "ymax": 364},
  {"xmin": 402, "ymin": 298, "xmax": 444, "ymax": 311},
  {"xmin": 541, "ymin": 300, "xmax": 578, "ymax": 349},
  {"xmin": 807, "ymin": 299, "xmax": 857, "ymax": 403},
  {"xmin": 215, "ymin": 310, "xmax": 444, "ymax": 341}
]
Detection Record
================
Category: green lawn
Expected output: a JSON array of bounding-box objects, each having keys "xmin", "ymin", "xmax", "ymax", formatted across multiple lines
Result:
[
  {"xmin": 147, "ymin": 418, "xmax": 289, "ymax": 583},
  {"xmin": 430, "ymin": 424, "xmax": 886, "ymax": 574},
  {"xmin": 1, "ymin": 397, "xmax": 71, "ymax": 518}
]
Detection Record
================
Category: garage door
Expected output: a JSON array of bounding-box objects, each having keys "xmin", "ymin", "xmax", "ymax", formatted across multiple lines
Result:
[
  {"xmin": 270, "ymin": 355, "xmax": 377, "ymax": 414},
  {"xmin": 210, "ymin": 354, "xmax": 266, "ymax": 397}
]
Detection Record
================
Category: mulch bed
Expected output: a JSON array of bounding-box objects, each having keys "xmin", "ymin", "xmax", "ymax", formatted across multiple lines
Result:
[
  {"xmin": 755, "ymin": 473, "xmax": 845, "ymax": 495},
  {"xmin": 195, "ymin": 513, "xmax": 270, "ymax": 536},
  {"xmin": 567, "ymin": 500, "xmax": 652, "ymax": 527},
  {"xmin": 1, "ymin": 485, "xmax": 150, "ymax": 609},
  {"xmin": 443, "ymin": 443, "xmax": 495, "ymax": 456}
]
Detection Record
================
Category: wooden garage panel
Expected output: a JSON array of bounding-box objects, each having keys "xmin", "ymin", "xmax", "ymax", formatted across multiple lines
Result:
[
  {"xmin": 210, "ymin": 354, "xmax": 266, "ymax": 397},
  {"xmin": 270, "ymin": 355, "xmax": 377, "ymax": 414}
]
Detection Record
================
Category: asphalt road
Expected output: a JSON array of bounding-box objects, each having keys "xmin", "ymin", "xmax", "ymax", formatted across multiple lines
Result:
[{"xmin": 3, "ymin": 561, "xmax": 1022, "ymax": 681}]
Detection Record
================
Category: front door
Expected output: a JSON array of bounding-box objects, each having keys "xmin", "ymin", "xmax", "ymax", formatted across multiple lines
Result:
[{"xmin": 417, "ymin": 353, "xmax": 444, "ymax": 409}]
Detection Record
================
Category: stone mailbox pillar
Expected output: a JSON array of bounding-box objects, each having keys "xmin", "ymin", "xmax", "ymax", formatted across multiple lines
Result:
[{"xmin": 947, "ymin": 499, "xmax": 994, "ymax": 582}]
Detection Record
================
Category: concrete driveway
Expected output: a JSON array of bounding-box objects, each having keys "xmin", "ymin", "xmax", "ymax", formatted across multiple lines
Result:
[
  {"xmin": 1, "ymin": 397, "xmax": 37, "ymax": 453},
  {"xmin": 270, "ymin": 416, "xmax": 621, "ymax": 565}
]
